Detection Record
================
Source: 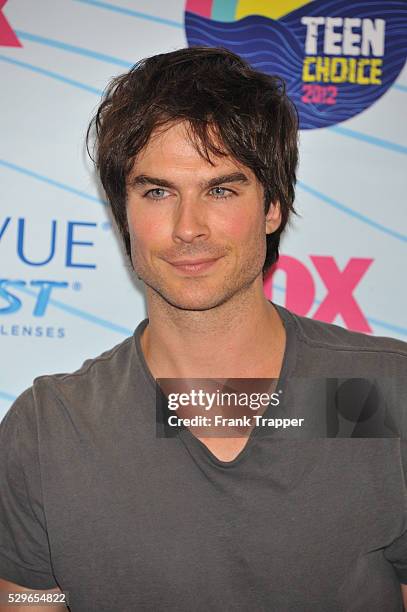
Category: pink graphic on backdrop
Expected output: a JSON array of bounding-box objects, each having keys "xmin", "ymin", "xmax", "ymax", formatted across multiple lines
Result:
[
  {"xmin": 311, "ymin": 256, "xmax": 373, "ymax": 333},
  {"xmin": 264, "ymin": 255, "xmax": 315, "ymax": 316},
  {"xmin": 0, "ymin": 0, "xmax": 21, "ymax": 47},
  {"xmin": 185, "ymin": 0, "xmax": 212, "ymax": 18},
  {"xmin": 264, "ymin": 255, "xmax": 373, "ymax": 333}
]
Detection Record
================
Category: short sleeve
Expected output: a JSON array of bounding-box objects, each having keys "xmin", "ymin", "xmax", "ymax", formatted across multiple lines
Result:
[
  {"xmin": 0, "ymin": 390, "xmax": 58, "ymax": 589},
  {"xmin": 383, "ymin": 440, "xmax": 407, "ymax": 584}
]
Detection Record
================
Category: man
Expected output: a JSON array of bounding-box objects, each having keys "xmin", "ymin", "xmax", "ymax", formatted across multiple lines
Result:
[{"xmin": 1, "ymin": 47, "xmax": 406, "ymax": 611}]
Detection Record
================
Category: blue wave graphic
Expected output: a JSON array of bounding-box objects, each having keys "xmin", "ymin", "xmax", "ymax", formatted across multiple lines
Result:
[
  {"xmin": 185, "ymin": 1, "xmax": 407, "ymax": 130},
  {"xmin": 0, "ymin": 54, "xmax": 104, "ymax": 96},
  {"xmin": 0, "ymin": 159, "xmax": 107, "ymax": 205},
  {"xmin": 73, "ymin": 0, "xmax": 183, "ymax": 28},
  {"xmin": 0, "ymin": 390, "xmax": 17, "ymax": 403}
]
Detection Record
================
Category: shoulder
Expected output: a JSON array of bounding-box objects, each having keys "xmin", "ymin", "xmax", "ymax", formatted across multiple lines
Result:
[
  {"xmin": 291, "ymin": 310, "xmax": 407, "ymax": 356},
  {"xmin": 277, "ymin": 305, "xmax": 407, "ymax": 377},
  {"xmin": 32, "ymin": 333, "xmax": 137, "ymax": 403},
  {"xmin": 4, "ymin": 330, "xmax": 146, "ymax": 431}
]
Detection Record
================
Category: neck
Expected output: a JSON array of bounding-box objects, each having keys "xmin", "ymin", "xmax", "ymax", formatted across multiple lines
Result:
[{"xmin": 140, "ymin": 279, "xmax": 286, "ymax": 379}]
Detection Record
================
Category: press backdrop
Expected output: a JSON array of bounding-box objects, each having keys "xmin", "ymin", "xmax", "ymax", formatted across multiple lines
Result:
[{"xmin": 1, "ymin": 0, "xmax": 406, "ymax": 420}]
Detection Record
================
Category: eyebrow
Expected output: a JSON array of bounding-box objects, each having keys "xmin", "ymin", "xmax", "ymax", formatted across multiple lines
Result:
[{"xmin": 127, "ymin": 172, "xmax": 250, "ymax": 191}]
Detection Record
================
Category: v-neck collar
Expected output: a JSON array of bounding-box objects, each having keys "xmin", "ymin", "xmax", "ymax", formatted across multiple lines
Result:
[{"xmin": 133, "ymin": 301, "xmax": 298, "ymax": 468}]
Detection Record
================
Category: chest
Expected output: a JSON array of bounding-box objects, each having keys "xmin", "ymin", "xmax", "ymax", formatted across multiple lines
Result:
[{"xmin": 42, "ymin": 437, "xmax": 404, "ymax": 610}]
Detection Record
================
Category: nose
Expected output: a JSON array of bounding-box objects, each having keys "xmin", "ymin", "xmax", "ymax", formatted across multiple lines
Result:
[{"xmin": 172, "ymin": 196, "xmax": 210, "ymax": 244}]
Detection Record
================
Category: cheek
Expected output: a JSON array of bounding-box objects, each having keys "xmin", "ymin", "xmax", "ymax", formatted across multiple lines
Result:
[
  {"xmin": 127, "ymin": 208, "xmax": 167, "ymax": 254},
  {"xmin": 217, "ymin": 208, "xmax": 263, "ymax": 244}
]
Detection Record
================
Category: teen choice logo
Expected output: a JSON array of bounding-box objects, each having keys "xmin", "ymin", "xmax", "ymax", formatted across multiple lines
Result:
[{"xmin": 184, "ymin": 0, "xmax": 407, "ymax": 129}]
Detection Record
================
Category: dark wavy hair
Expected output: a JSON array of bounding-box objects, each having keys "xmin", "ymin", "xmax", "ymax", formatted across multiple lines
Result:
[{"xmin": 87, "ymin": 46, "xmax": 299, "ymax": 275}]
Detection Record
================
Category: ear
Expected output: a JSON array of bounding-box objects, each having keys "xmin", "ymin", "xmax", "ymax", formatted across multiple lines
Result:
[{"xmin": 265, "ymin": 200, "xmax": 281, "ymax": 235}]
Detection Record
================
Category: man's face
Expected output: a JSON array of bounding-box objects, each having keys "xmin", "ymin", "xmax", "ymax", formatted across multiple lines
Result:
[{"xmin": 126, "ymin": 121, "xmax": 281, "ymax": 311}]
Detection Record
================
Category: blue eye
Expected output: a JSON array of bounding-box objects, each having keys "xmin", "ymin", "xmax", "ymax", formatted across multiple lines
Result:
[
  {"xmin": 211, "ymin": 187, "xmax": 232, "ymax": 199},
  {"xmin": 145, "ymin": 188, "xmax": 169, "ymax": 200}
]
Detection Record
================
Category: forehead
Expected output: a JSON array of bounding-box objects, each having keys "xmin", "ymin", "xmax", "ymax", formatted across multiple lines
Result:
[{"xmin": 130, "ymin": 120, "xmax": 254, "ymax": 179}]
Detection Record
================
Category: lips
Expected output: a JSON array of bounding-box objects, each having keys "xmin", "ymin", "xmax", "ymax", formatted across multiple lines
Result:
[
  {"xmin": 166, "ymin": 257, "xmax": 221, "ymax": 274},
  {"xmin": 169, "ymin": 258, "xmax": 219, "ymax": 266}
]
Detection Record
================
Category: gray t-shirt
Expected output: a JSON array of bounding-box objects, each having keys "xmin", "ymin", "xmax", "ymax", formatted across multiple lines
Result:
[{"xmin": 1, "ymin": 304, "xmax": 407, "ymax": 611}]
